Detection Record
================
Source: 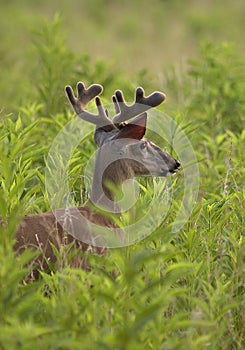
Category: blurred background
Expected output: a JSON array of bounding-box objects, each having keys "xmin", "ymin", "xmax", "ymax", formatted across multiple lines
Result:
[{"xmin": 0, "ymin": 0, "xmax": 245, "ymax": 111}]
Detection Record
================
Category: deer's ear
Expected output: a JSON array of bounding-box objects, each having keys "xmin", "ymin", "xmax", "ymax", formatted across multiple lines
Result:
[{"xmin": 114, "ymin": 113, "xmax": 147, "ymax": 140}]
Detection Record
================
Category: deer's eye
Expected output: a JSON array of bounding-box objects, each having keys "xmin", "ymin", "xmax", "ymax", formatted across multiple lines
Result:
[{"xmin": 140, "ymin": 141, "xmax": 147, "ymax": 150}]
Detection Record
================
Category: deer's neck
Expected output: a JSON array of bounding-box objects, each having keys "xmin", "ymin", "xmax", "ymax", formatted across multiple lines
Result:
[{"xmin": 89, "ymin": 152, "xmax": 134, "ymax": 215}]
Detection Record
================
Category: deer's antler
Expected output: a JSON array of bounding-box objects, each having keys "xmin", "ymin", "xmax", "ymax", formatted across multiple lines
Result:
[
  {"xmin": 65, "ymin": 82, "xmax": 166, "ymax": 129},
  {"xmin": 65, "ymin": 82, "xmax": 113, "ymax": 128},
  {"xmin": 112, "ymin": 87, "xmax": 166, "ymax": 125}
]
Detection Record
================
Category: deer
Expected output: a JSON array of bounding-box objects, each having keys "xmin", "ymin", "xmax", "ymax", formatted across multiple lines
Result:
[{"xmin": 13, "ymin": 81, "xmax": 180, "ymax": 278}]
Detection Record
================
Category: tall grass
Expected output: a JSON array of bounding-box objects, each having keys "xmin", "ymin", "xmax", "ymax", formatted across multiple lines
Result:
[{"xmin": 0, "ymin": 17, "xmax": 244, "ymax": 350}]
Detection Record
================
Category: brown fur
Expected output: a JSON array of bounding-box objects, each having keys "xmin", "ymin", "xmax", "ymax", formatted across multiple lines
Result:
[{"xmin": 14, "ymin": 205, "xmax": 120, "ymax": 279}]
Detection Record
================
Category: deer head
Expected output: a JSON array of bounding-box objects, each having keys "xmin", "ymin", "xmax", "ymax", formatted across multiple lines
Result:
[{"xmin": 65, "ymin": 82, "xmax": 180, "ymax": 211}]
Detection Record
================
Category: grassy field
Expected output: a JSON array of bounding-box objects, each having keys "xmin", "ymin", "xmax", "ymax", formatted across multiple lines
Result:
[{"xmin": 0, "ymin": 1, "xmax": 245, "ymax": 349}]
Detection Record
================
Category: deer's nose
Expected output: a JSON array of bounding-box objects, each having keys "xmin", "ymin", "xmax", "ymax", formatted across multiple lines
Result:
[
  {"xmin": 175, "ymin": 160, "xmax": 181, "ymax": 168},
  {"xmin": 169, "ymin": 159, "xmax": 181, "ymax": 174}
]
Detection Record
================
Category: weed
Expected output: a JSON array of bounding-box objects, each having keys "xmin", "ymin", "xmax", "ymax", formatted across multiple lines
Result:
[{"xmin": 0, "ymin": 13, "xmax": 245, "ymax": 350}]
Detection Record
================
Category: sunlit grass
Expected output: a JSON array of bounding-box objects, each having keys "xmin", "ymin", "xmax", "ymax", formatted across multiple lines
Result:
[{"xmin": 0, "ymin": 12, "xmax": 244, "ymax": 350}]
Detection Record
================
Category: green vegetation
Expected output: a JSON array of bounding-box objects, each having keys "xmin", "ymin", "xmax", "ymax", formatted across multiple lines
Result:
[{"xmin": 0, "ymin": 1, "xmax": 245, "ymax": 349}]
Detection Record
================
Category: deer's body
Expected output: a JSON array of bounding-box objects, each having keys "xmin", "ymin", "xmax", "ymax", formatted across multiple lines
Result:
[
  {"xmin": 14, "ymin": 205, "xmax": 114, "ymax": 274},
  {"xmin": 13, "ymin": 82, "xmax": 180, "ymax": 277}
]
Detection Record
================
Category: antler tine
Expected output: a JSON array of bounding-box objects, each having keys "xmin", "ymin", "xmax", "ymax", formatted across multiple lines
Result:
[
  {"xmin": 65, "ymin": 82, "xmax": 113, "ymax": 128},
  {"xmin": 112, "ymin": 87, "xmax": 166, "ymax": 125}
]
